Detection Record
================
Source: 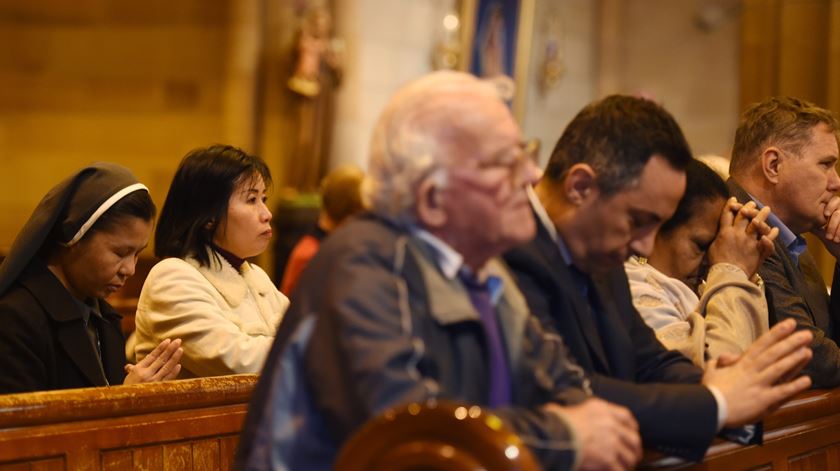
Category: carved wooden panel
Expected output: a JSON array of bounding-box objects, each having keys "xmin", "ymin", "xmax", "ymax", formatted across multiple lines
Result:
[
  {"xmin": 0, "ymin": 458, "xmax": 65, "ymax": 471},
  {"xmin": 0, "ymin": 376, "xmax": 255, "ymax": 470},
  {"xmin": 789, "ymin": 444, "xmax": 840, "ymax": 471}
]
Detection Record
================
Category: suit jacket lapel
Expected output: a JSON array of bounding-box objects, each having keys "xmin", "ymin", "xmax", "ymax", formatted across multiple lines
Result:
[
  {"xmin": 532, "ymin": 225, "xmax": 612, "ymax": 373},
  {"xmin": 21, "ymin": 264, "xmax": 109, "ymax": 387},
  {"xmin": 55, "ymin": 322, "xmax": 109, "ymax": 386},
  {"xmin": 589, "ymin": 272, "xmax": 636, "ymax": 377}
]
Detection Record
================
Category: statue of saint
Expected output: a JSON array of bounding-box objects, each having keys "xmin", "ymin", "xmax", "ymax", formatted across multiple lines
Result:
[
  {"xmin": 287, "ymin": 6, "xmax": 344, "ymax": 191},
  {"xmin": 288, "ymin": 6, "xmax": 343, "ymax": 97}
]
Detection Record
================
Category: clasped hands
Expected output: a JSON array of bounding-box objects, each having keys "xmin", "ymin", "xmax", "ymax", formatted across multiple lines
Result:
[
  {"xmin": 708, "ymin": 198, "xmax": 778, "ymax": 279},
  {"xmin": 706, "ymin": 199, "xmax": 812, "ymax": 426},
  {"xmin": 123, "ymin": 338, "xmax": 183, "ymax": 385}
]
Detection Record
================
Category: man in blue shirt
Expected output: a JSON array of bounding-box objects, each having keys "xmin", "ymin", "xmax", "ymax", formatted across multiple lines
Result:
[{"xmin": 728, "ymin": 96, "xmax": 840, "ymax": 388}]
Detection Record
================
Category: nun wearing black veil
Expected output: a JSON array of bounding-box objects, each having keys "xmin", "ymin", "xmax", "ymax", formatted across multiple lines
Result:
[{"xmin": 0, "ymin": 163, "xmax": 183, "ymax": 394}]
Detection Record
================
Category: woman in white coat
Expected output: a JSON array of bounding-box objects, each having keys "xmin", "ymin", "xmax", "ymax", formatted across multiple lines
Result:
[{"xmin": 134, "ymin": 145, "xmax": 289, "ymax": 377}]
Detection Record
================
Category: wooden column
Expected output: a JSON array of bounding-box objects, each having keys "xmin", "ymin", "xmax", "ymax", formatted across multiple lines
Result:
[{"xmin": 221, "ymin": 0, "xmax": 265, "ymax": 152}]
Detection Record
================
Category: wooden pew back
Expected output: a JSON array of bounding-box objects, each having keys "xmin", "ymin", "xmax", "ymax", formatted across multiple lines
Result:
[{"xmin": 0, "ymin": 375, "xmax": 256, "ymax": 470}]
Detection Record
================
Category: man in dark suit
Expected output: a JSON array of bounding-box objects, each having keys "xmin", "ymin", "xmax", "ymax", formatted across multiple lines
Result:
[
  {"xmin": 728, "ymin": 96, "xmax": 840, "ymax": 388},
  {"xmin": 504, "ymin": 95, "xmax": 814, "ymax": 461}
]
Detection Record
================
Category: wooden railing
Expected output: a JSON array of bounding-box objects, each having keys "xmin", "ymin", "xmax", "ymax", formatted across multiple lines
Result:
[
  {"xmin": 0, "ymin": 374, "xmax": 257, "ymax": 471},
  {"xmin": 2, "ymin": 375, "xmax": 840, "ymax": 470}
]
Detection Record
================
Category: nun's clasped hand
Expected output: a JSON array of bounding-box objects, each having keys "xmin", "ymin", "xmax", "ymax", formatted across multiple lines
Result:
[{"xmin": 124, "ymin": 338, "xmax": 183, "ymax": 384}]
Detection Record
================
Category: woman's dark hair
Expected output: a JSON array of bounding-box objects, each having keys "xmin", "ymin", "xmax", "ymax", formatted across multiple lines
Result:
[
  {"xmin": 659, "ymin": 159, "xmax": 729, "ymax": 235},
  {"xmin": 154, "ymin": 144, "xmax": 272, "ymax": 267},
  {"xmin": 89, "ymin": 189, "xmax": 157, "ymax": 235}
]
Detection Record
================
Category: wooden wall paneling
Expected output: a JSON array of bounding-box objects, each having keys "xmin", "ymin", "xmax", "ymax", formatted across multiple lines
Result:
[
  {"xmin": 777, "ymin": 0, "xmax": 830, "ymax": 104},
  {"xmin": 221, "ymin": 0, "xmax": 264, "ymax": 152},
  {"xmin": 828, "ymin": 1, "xmax": 840, "ymax": 113},
  {"xmin": 0, "ymin": 0, "xmax": 232, "ymax": 251},
  {"xmin": 740, "ymin": 0, "xmax": 780, "ymax": 109}
]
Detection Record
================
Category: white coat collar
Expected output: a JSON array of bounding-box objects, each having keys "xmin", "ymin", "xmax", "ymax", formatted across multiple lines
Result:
[{"xmin": 185, "ymin": 247, "xmax": 266, "ymax": 307}]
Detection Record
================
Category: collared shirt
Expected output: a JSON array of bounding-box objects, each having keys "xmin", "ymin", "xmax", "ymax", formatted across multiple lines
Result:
[
  {"xmin": 412, "ymin": 228, "xmax": 504, "ymax": 304},
  {"xmin": 528, "ymin": 186, "xmax": 728, "ymax": 430},
  {"xmin": 528, "ymin": 186, "xmax": 571, "ymax": 262},
  {"xmin": 748, "ymin": 194, "xmax": 808, "ymax": 264}
]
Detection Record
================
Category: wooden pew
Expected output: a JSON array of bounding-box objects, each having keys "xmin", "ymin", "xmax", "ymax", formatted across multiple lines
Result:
[
  {"xmin": 643, "ymin": 388, "xmax": 840, "ymax": 469},
  {"xmin": 0, "ymin": 374, "xmax": 256, "ymax": 470},
  {"xmin": 339, "ymin": 388, "xmax": 840, "ymax": 470},
  {"xmin": 4, "ymin": 374, "xmax": 836, "ymax": 470},
  {"xmin": 336, "ymin": 401, "xmax": 541, "ymax": 471}
]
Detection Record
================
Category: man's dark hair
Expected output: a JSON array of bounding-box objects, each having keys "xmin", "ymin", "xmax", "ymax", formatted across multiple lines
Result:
[
  {"xmin": 155, "ymin": 144, "xmax": 272, "ymax": 267},
  {"xmin": 659, "ymin": 159, "xmax": 728, "ymax": 236},
  {"xmin": 730, "ymin": 96, "xmax": 839, "ymax": 175},
  {"xmin": 543, "ymin": 95, "xmax": 693, "ymax": 195}
]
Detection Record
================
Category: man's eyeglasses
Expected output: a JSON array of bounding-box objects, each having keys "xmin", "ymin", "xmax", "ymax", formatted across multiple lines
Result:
[{"xmin": 478, "ymin": 138, "xmax": 541, "ymax": 174}]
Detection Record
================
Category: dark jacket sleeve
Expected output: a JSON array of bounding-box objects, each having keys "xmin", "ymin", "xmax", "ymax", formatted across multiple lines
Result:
[
  {"xmin": 762, "ymin": 252, "xmax": 840, "ymax": 388},
  {"xmin": 0, "ymin": 293, "xmax": 50, "ymax": 393},
  {"xmin": 507, "ymin": 249, "xmax": 717, "ymax": 460},
  {"xmin": 310, "ymin": 246, "xmax": 581, "ymax": 469},
  {"xmin": 595, "ymin": 270, "xmax": 719, "ymax": 460},
  {"xmin": 607, "ymin": 268, "xmax": 704, "ymax": 384},
  {"xmin": 589, "ymin": 373, "xmax": 716, "ymax": 461}
]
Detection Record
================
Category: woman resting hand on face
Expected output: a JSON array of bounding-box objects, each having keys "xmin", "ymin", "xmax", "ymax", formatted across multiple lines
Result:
[
  {"xmin": 133, "ymin": 145, "xmax": 289, "ymax": 378},
  {"xmin": 0, "ymin": 163, "xmax": 183, "ymax": 394},
  {"xmin": 625, "ymin": 159, "xmax": 778, "ymax": 367}
]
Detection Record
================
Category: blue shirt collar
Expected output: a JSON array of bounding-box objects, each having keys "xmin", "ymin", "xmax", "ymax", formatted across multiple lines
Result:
[
  {"xmin": 411, "ymin": 227, "xmax": 504, "ymax": 305},
  {"xmin": 748, "ymin": 194, "xmax": 808, "ymax": 260}
]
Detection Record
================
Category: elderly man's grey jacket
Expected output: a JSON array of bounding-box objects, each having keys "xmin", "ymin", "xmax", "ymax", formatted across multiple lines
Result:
[
  {"xmin": 729, "ymin": 179, "xmax": 840, "ymax": 388},
  {"xmin": 238, "ymin": 213, "xmax": 592, "ymax": 470}
]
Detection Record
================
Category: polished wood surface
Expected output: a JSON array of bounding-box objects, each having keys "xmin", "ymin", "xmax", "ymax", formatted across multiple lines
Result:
[
  {"xmin": 0, "ymin": 375, "xmax": 256, "ymax": 470},
  {"xmin": 336, "ymin": 400, "xmax": 542, "ymax": 471},
  {"xmin": 3, "ymin": 373, "xmax": 840, "ymax": 470}
]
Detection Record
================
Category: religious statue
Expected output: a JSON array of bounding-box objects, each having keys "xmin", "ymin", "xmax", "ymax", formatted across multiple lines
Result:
[
  {"xmin": 287, "ymin": 5, "xmax": 344, "ymax": 191},
  {"xmin": 288, "ymin": 6, "xmax": 343, "ymax": 98}
]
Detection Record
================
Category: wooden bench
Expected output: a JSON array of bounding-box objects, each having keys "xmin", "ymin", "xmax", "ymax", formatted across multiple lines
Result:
[
  {"xmin": 0, "ymin": 374, "xmax": 256, "ymax": 470},
  {"xmin": 3, "ymin": 375, "xmax": 839, "ymax": 470}
]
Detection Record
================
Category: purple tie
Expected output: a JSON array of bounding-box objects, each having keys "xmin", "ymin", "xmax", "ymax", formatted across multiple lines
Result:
[{"xmin": 459, "ymin": 272, "xmax": 512, "ymax": 407}]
